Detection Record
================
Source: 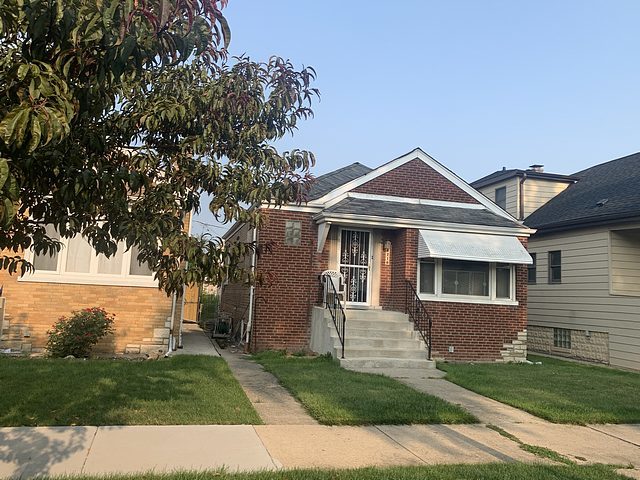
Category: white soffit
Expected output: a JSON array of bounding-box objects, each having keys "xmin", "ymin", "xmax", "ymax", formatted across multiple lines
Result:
[{"xmin": 418, "ymin": 230, "xmax": 532, "ymax": 264}]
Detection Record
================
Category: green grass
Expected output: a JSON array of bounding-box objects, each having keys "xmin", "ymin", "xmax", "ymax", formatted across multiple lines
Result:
[
  {"xmin": 50, "ymin": 464, "xmax": 630, "ymax": 480},
  {"xmin": 439, "ymin": 355, "xmax": 640, "ymax": 424},
  {"xmin": 0, "ymin": 355, "xmax": 261, "ymax": 426},
  {"xmin": 253, "ymin": 351, "xmax": 476, "ymax": 425}
]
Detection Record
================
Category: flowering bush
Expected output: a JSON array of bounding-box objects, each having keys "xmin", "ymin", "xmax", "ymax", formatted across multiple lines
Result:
[{"xmin": 47, "ymin": 307, "xmax": 115, "ymax": 358}]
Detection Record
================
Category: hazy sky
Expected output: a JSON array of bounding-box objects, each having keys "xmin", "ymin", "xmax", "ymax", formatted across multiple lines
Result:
[{"xmin": 193, "ymin": 1, "xmax": 640, "ymax": 235}]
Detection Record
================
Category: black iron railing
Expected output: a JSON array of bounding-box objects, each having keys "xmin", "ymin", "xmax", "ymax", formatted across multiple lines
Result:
[
  {"xmin": 323, "ymin": 274, "xmax": 346, "ymax": 359},
  {"xmin": 404, "ymin": 280, "xmax": 433, "ymax": 360}
]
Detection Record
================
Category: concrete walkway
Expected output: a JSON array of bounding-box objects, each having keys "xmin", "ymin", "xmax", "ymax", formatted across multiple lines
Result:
[
  {"xmin": 219, "ymin": 347, "xmax": 317, "ymax": 425},
  {"xmin": 367, "ymin": 367, "xmax": 547, "ymax": 425},
  {"xmin": 173, "ymin": 323, "xmax": 220, "ymax": 356}
]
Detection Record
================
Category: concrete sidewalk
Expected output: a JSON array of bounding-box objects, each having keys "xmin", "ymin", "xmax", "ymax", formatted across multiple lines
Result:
[
  {"xmin": 173, "ymin": 323, "xmax": 220, "ymax": 356},
  {"xmin": 1, "ymin": 423, "xmax": 639, "ymax": 478}
]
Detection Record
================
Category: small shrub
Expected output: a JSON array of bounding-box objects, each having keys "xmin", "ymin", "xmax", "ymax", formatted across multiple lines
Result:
[{"xmin": 47, "ymin": 307, "xmax": 115, "ymax": 358}]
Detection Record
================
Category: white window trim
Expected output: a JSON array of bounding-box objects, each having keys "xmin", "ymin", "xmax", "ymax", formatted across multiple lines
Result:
[
  {"xmin": 20, "ymin": 237, "xmax": 158, "ymax": 288},
  {"xmin": 417, "ymin": 258, "xmax": 518, "ymax": 306}
]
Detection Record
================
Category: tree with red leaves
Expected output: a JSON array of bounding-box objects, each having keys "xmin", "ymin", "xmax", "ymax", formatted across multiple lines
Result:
[{"xmin": 0, "ymin": 0, "xmax": 318, "ymax": 293}]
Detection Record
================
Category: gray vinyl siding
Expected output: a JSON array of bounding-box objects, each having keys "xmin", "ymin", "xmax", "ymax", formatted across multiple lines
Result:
[
  {"xmin": 610, "ymin": 229, "xmax": 640, "ymax": 296},
  {"xmin": 528, "ymin": 224, "xmax": 640, "ymax": 370},
  {"xmin": 477, "ymin": 178, "xmax": 519, "ymax": 218},
  {"xmin": 522, "ymin": 178, "xmax": 571, "ymax": 218}
]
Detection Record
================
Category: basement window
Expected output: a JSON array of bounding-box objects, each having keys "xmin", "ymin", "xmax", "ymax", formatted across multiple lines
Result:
[{"xmin": 553, "ymin": 328, "xmax": 571, "ymax": 349}]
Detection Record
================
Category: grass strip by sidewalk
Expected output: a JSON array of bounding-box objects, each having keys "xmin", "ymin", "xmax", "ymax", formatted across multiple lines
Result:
[
  {"xmin": 50, "ymin": 464, "xmax": 630, "ymax": 480},
  {"xmin": 253, "ymin": 351, "xmax": 476, "ymax": 425},
  {"xmin": 486, "ymin": 425, "xmax": 574, "ymax": 465},
  {"xmin": 439, "ymin": 354, "xmax": 640, "ymax": 424},
  {"xmin": 0, "ymin": 355, "xmax": 261, "ymax": 426}
]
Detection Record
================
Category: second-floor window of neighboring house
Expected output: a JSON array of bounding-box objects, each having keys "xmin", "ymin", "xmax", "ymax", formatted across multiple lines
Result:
[
  {"xmin": 548, "ymin": 250, "xmax": 562, "ymax": 283},
  {"xmin": 495, "ymin": 187, "xmax": 507, "ymax": 210},
  {"xmin": 528, "ymin": 253, "xmax": 537, "ymax": 284}
]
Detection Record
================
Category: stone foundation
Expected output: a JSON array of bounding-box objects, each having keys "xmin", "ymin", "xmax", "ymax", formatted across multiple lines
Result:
[
  {"xmin": 528, "ymin": 325, "xmax": 609, "ymax": 365},
  {"xmin": 500, "ymin": 329, "xmax": 528, "ymax": 362}
]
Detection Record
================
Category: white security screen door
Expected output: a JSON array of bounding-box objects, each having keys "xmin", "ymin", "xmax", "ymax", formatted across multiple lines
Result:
[{"xmin": 339, "ymin": 229, "xmax": 371, "ymax": 305}]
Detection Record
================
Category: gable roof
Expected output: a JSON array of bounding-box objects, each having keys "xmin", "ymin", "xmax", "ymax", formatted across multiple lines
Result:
[
  {"xmin": 471, "ymin": 169, "xmax": 577, "ymax": 189},
  {"xmin": 525, "ymin": 152, "xmax": 640, "ymax": 231},
  {"xmin": 307, "ymin": 162, "xmax": 373, "ymax": 200},
  {"xmin": 310, "ymin": 148, "xmax": 520, "ymax": 223}
]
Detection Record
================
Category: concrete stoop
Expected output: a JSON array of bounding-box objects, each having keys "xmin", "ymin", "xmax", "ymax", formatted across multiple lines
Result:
[{"xmin": 326, "ymin": 308, "xmax": 435, "ymax": 371}]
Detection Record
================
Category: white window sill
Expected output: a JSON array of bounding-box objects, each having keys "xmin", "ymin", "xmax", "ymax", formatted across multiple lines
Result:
[
  {"xmin": 19, "ymin": 273, "xmax": 159, "ymax": 288},
  {"xmin": 417, "ymin": 294, "xmax": 519, "ymax": 306}
]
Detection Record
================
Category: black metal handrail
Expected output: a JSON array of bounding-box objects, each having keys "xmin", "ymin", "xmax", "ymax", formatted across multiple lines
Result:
[
  {"xmin": 404, "ymin": 280, "xmax": 433, "ymax": 360},
  {"xmin": 323, "ymin": 274, "xmax": 346, "ymax": 359}
]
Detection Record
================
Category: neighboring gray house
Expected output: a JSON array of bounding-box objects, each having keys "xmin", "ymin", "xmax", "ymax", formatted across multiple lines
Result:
[
  {"xmin": 473, "ymin": 153, "xmax": 640, "ymax": 371},
  {"xmin": 471, "ymin": 165, "xmax": 577, "ymax": 221}
]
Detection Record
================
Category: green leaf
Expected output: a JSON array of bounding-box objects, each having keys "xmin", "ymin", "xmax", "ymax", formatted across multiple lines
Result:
[
  {"xmin": 26, "ymin": 116, "xmax": 42, "ymax": 153},
  {"xmin": 17, "ymin": 64, "xmax": 30, "ymax": 81},
  {"xmin": 0, "ymin": 106, "xmax": 29, "ymax": 146},
  {"xmin": 0, "ymin": 158, "xmax": 9, "ymax": 190}
]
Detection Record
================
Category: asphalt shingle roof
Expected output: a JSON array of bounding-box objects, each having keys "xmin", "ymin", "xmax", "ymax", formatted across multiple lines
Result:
[
  {"xmin": 471, "ymin": 169, "xmax": 576, "ymax": 189},
  {"xmin": 307, "ymin": 162, "xmax": 373, "ymax": 200},
  {"xmin": 525, "ymin": 152, "xmax": 640, "ymax": 230},
  {"xmin": 324, "ymin": 197, "xmax": 520, "ymax": 228}
]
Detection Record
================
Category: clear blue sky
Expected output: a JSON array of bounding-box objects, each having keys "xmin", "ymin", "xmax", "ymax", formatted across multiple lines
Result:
[{"xmin": 193, "ymin": 0, "xmax": 640, "ymax": 235}]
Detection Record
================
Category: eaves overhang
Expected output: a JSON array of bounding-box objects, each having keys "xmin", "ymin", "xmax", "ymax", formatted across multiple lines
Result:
[{"xmin": 314, "ymin": 211, "xmax": 535, "ymax": 237}]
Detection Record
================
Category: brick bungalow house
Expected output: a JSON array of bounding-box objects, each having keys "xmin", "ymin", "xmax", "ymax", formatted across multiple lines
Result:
[
  {"xmin": 221, "ymin": 148, "xmax": 534, "ymax": 367},
  {"xmin": 0, "ymin": 215, "xmax": 194, "ymax": 356}
]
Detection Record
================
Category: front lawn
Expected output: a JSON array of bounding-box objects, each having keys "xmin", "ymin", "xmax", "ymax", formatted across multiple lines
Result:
[
  {"xmin": 439, "ymin": 355, "xmax": 640, "ymax": 424},
  {"xmin": 253, "ymin": 352, "xmax": 476, "ymax": 425},
  {"xmin": 49, "ymin": 464, "xmax": 629, "ymax": 480},
  {"xmin": 0, "ymin": 355, "xmax": 261, "ymax": 426}
]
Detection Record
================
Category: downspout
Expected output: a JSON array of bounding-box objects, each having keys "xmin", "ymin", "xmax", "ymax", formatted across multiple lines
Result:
[
  {"xmin": 244, "ymin": 226, "xmax": 258, "ymax": 345},
  {"xmin": 519, "ymin": 173, "xmax": 527, "ymax": 221},
  {"xmin": 165, "ymin": 291, "xmax": 178, "ymax": 357},
  {"xmin": 178, "ymin": 210, "xmax": 193, "ymax": 349},
  {"xmin": 178, "ymin": 283, "xmax": 186, "ymax": 348}
]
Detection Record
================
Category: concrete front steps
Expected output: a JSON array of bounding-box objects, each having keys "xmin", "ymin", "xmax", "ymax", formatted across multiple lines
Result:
[{"xmin": 323, "ymin": 308, "xmax": 435, "ymax": 371}]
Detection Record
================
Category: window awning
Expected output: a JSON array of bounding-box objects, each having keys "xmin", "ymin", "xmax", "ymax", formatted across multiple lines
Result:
[{"xmin": 418, "ymin": 230, "xmax": 533, "ymax": 264}]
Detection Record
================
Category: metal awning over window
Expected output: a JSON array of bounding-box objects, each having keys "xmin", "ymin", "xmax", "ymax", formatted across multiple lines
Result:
[{"xmin": 418, "ymin": 230, "xmax": 533, "ymax": 264}]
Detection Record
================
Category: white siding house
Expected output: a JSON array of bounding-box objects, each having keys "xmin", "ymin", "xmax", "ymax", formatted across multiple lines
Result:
[{"xmin": 474, "ymin": 153, "xmax": 640, "ymax": 371}]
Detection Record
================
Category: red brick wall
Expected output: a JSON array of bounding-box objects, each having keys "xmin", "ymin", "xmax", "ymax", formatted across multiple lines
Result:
[
  {"xmin": 353, "ymin": 159, "xmax": 478, "ymax": 204},
  {"xmin": 384, "ymin": 229, "xmax": 528, "ymax": 361},
  {"xmin": 383, "ymin": 229, "xmax": 418, "ymax": 311},
  {"xmin": 250, "ymin": 209, "xmax": 329, "ymax": 352}
]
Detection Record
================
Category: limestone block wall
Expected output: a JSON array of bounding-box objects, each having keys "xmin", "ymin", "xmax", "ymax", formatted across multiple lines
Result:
[{"xmin": 528, "ymin": 325, "xmax": 609, "ymax": 364}]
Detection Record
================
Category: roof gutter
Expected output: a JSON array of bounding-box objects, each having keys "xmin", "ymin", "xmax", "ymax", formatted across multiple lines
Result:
[{"xmin": 530, "ymin": 213, "xmax": 640, "ymax": 236}]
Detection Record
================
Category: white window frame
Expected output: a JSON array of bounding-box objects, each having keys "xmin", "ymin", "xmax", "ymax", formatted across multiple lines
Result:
[
  {"xmin": 417, "ymin": 258, "xmax": 518, "ymax": 306},
  {"xmin": 20, "ymin": 237, "xmax": 158, "ymax": 288}
]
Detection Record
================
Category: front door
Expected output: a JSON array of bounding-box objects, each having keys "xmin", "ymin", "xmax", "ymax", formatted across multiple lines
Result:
[{"xmin": 339, "ymin": 229, "xmax": 372, "ymax": 305}]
